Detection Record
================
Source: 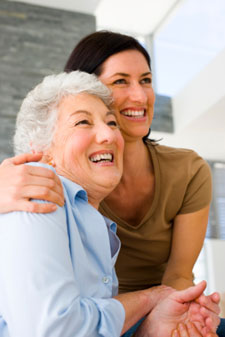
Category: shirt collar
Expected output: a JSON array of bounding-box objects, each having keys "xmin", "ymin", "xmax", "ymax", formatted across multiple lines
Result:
[
  {"xmin": 103, "ymin": 216, "xmax": 117, "ymax": 233},
  {"xmin": 59, "ymin": 175, "xmax": 88, "ymax": 206}
]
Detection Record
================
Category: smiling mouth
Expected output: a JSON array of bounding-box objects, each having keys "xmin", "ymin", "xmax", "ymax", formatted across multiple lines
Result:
[
  {"xmin": 89, "ymin": 153, "xmax": 113, "ymax": 163},
  {"xmin": 120, "ymin": 109, "xmax": 146, "ymax": 118}
]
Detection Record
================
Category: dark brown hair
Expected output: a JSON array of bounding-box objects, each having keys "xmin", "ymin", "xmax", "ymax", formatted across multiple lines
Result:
[{"xmin": 64, "ymin": 30, "xmax": 151, "ymax": 75}]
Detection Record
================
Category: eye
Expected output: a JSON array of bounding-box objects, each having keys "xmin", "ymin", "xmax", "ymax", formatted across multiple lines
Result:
[
  {"xmin": 74, "ymin": 119, "xmax": 90, "ymax": 126},
  {"xmin": 107, "ymin": 120, "xmax": 119, "ymax": 127},
  {"xmin": 140, "ymin": 77, "xmax": 152, "ymax": 84},
  {"xmin": 113, "ymin": 78, "xmax": 127, "ymax": 85}
]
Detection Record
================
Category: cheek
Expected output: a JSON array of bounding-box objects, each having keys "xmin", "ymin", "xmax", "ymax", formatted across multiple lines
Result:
[
  {"xmin": 148, "ymin": 89, "xmax": 155, "ymax": 105},
  {"xmin": 111, "ymin": 89, "xmax": 125, "ymax": 109},
  {"xmin": 65, "ymin": 132, "xmax": 92, "ymax": 158},
  {"xmin": 116, "ymin": 131, "xmax": 124, "ymax": 153}
]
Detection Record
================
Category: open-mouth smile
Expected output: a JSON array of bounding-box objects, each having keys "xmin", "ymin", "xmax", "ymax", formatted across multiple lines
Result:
[
  {"xmin": 89, "ymin": 152, "xmax": 114, "ymax": 164},
  {"xmin": 120, "ymin": 109, "xmax": 146, "ymax": 118}
]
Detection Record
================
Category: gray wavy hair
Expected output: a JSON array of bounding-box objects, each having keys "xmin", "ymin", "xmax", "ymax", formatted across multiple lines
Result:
[{"xmin": 14, "ymin": 71, "xmax": 112, "ymax": 155}]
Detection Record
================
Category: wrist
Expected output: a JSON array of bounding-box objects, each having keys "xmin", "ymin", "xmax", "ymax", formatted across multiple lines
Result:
[{"xmin": 144, "ymin": 285, "xmax": 175, "ymax": 310}]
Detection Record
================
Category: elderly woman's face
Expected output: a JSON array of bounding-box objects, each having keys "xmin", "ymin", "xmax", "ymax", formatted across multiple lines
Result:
[{"xmin": 49, "ymin": 93, "xmax": 124, "ymax": 207}]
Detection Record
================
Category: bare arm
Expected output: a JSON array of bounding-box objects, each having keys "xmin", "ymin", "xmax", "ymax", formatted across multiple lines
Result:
[
  {"xmin": 162, "ymin": 206, "xmax": 210, "ymax": 290},
  {"xmin": 0, "ymin": 153, "xmax": 64, "ymax": 213},
  {"xmin": 161, "ymin": 206, "xmax": 221, "ymax": 333},
  {"xmin": 115, "ymin": 285, "xmax": 173, "ymax": 335}
]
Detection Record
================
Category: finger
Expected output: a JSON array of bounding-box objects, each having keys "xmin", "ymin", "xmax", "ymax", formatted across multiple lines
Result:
[
  {"xmin": 21, "ymin": 173, "xmax": 64, "ymax": 199},
  {"xmin": 210, "ymin": 293, "xmax": 220, "ymax": 304},
  {"xmin": 22, "ymin": 175, "xmax": 63, "ymax": 194},
  {"xmin": 172, "ymin": 329, "xmax": 180, "ymax": 337},
  {"xmin": 11, "ymin": 153, "xmax": 43, "ymax": 165},
  {"xmin": 21, "ymin": 186, "xmax": 64, "ymax": 207},
  {"xmin": 196, "ymin": 294, "xmax": 221, "ymax": 314},
  {"xmin": 15, "ymin": 166, "xmax": 64, "ymax": 206},
  {"xmin": 188, "ymin": 302, "xmax": 207, "ymax": 326},
  {"xmin": 186, "ymin": 322, "xmax": 203, "ymax": 336},
  {"xmin": 177, "ymin": 323, "xmax": 189, "ymax": 337},
  {"xmin": 14, "ymin": 200, "xmax": 58, "ymax": 213},
  {"xmin": 26, "ymin": 166, "xmax": 64, "ymax": 199},
  {"xmin": 174, "ymin": 281, "xmax": 207, "ymax": 304},
  {"xmin": 201, "ymin": 309, "xmax": 221, "ymax": 332}
]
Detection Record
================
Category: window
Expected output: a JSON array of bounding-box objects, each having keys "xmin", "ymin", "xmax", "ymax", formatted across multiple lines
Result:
[{"xmin": 207, "ymin": 162, "xmax": 225, "ymax": 239}]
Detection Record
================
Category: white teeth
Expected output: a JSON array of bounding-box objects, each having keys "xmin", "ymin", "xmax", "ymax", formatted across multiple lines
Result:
[
  {"xmin": 121, "ymin": 109, "xmax": 145, "ymax": 117},
  {"xmin": 90, "ymin": 153, "xmax": 113, "ymax": 163}
]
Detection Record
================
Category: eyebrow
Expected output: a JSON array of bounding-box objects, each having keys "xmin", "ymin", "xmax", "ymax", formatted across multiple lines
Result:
[
  {"xmin": 110, "ymin": 71, "xmax": 152, "ymax": 78},
  {"xmin": 66, "ymin": 110, "xmax": 91, "ymax": 121},
  {"xmin": 70, "ymin": 110, "xmax": 91, "ymax": 116},
  {"xmin": 106, "ymin": 110, "xmax": 116, "ymax": 116},
  {"xmin": 69, "ymin": 109, "xmax": 116, "ymax": 119}
]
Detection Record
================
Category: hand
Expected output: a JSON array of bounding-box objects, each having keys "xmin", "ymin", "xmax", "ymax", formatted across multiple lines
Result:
[
  {"xmin": 172, "ymin": 322, "xmax": 218, "ymax": 337},
  {"xmin": 133, "ymin": 281, "xmax": 217, "ymax": 337},
  {"xmin": 195, "ymin": 292, "xmax": 220, "ymax": 332},
  {"xmin": 0, "ymin": 153, "xmax": 64, "ymax": 213},
  {"xmin": 185, "ymin": 300, "xmax": 220, "ymax": 335}
]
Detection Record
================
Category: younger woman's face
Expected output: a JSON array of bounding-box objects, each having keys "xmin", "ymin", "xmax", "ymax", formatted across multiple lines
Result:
[{"xmin": 99, "ymin": 49, "xmax": 155, "ymax": 142}]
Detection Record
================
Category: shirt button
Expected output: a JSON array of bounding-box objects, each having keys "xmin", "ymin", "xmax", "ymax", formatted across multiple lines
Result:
[{"xmin": 102, "ymin": 276, "xmax": 109, "ymax": 284}]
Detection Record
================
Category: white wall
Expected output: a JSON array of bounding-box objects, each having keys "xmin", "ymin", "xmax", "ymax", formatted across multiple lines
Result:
[
  {"xmin": 151, "ymin": 47, "xmax": 225, "ymax": 162},
  {"xmin": 204, "ymin": 239, "xmax": 225, "ymax": 294},
  {"xmin": 172, "ymin": 47, "xmax": 225, "ymax": 132},
  {"xmin": 204, "ymin": 239, "xmax": 225, "ymax": 317}
]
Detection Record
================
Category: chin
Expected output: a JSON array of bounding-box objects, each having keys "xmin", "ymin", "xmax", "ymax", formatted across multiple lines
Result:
[{"xmin": 100, "ymin": 174, "xmax": 121, "ymax": 190}]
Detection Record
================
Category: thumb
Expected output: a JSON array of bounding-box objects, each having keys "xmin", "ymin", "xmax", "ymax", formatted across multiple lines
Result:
[{"xmin": 173, "ymin": 281, "xmax": 207, "ymax": 304}]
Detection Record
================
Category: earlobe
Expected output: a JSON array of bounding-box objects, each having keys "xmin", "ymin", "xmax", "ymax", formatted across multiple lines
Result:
[
  {"xmin": 41, "ymin": 153, "xmax": 56, "ymax": 167},
  {"xmin": 48, "ymin": 160, "xmax": 56, "ymax": 167}
]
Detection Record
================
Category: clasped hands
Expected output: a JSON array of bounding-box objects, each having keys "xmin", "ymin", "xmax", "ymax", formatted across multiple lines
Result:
[{"xmin": 134, "ymin": 281, "xmax": 220, "ymax": 337}]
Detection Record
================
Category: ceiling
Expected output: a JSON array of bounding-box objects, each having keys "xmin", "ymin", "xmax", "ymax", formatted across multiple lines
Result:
[
  {"xmin": 8, "ymin": 0, "xmax": 225, "ymax": 161},
  {"xmin": 10, "ymin": 0, "xmax": 181, "ymax": 35}
]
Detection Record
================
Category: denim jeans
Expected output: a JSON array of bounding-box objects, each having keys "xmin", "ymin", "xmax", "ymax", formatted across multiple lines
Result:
[
  {"xmin": 121, "ymin": 318, "xmax": 144, "ymax": 337},
  {"xmin": 217, "ymin": 318, "xmax": 225, "ymax": 337}
]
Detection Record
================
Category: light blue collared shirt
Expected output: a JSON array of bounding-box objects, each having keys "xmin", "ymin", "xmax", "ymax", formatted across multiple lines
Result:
[{"xmin": 0, "ymin": 163, "xmax": 125, "ymax": 337}]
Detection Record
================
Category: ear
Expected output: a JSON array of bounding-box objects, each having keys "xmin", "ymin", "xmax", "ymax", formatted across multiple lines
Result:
[{"xmin": 42, "ymin": 151, "xmax": 56, "ymax": 167}]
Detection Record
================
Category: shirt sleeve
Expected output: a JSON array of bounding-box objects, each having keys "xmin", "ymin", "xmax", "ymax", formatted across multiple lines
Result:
[
  {"xmin": 179, "ymin": 154, "xmax": 212, "ymax": 214},
  {"xmin": 0, "ymin": 203, "xmax": 125, "ymax": 337}
]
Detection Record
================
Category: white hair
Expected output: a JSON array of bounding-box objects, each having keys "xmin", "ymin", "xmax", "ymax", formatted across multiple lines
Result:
[{"xmin": 14, "ymin": 71, "xmax": 112, "ymax": 155}]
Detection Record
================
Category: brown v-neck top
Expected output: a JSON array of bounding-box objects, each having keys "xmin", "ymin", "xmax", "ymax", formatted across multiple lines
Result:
[{"xmin": 99, "ymin": 141, "xmax": 212, "ymax": 293}]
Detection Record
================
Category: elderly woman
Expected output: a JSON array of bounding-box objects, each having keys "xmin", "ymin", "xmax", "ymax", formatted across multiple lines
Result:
[{"xmin": 0, "ymin": 71, "xmax": 219, "ymax": 337}]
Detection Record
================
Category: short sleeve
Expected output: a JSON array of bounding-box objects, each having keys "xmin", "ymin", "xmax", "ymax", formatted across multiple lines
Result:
[{"xmin": 179, "ymin": 155, "xmax": 212, "ymax": 214}]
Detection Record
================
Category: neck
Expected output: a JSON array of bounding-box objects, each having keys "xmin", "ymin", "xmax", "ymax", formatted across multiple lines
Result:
[
  {"xmin": 87, "ymin": 198, "xmax": 100, "ymax": 210},
  {"xmin": 54, "ymin": 166, "xmax": 108, "ymax": 210},
  {"xmin": 121, "ymin": 138, "xmax": 152, "ymax": 180}
]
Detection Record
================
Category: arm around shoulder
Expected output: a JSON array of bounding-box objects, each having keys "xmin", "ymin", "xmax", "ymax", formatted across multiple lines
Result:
[{"xmin": 0, "ymin": 154, "xmax": 64, "ymax": 214}]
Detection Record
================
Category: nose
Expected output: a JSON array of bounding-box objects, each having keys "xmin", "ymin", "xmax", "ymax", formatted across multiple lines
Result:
[
  {"xmin": 95, "ymin": 123, "xmax": 117, "ymax": 144},
  {"xmin": 129, "ymin": 82, "xmax": 148, "ymax": 103}
]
